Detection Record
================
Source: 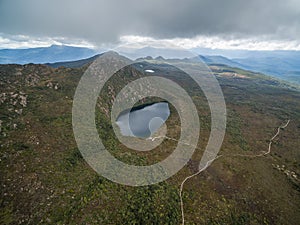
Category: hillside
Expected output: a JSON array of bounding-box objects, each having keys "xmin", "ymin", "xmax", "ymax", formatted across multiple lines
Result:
[
  {"xmin": 0, "ymin": 54, "xmax": 299, "ymax": 224},
  {"xmin": 198, "ymin": 51, "xmax": 300, "ymax": 85}
]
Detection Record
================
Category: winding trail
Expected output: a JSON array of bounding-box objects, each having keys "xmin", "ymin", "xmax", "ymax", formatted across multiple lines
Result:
[
  {"xmin": 179, "ymin": 155, "xmax": 222, "ymax": 225},
  {"xmin": 148, "ymin": 119, "xmax": 290, "ymax": 225},
  {"xmin": 265, "ymin": 119, "xmax": 290, "ymax": 156}
]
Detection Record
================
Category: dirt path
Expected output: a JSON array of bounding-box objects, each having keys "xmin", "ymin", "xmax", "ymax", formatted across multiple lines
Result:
[
  {"xmin": 148, "ymin": 119, "xmax": 291, "ymax": 224},
  {"xmin": 177, "ymin": 119, "xmax": 290, "ymax": 225}
]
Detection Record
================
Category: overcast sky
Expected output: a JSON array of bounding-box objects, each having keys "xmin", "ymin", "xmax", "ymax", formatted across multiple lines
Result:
[{"xmin": 0, "ymin": 0, "xmax": 299, "ymax": 50}]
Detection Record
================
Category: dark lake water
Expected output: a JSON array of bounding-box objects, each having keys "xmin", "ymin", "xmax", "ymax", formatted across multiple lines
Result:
[{"xmin": 116, "ymin": 102, "xmax": 170, "ymax": 138}]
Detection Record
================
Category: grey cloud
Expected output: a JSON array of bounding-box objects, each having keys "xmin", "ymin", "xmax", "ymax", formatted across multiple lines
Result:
[{"xmin": 0, "ymin": 0, "xmax": 299, "ymax": 45}]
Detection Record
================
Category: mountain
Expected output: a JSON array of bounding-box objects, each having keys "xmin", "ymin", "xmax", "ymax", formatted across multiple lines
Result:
[
  {"xmin": 232, "ymin": 53, "xmax": 300, "ymax": 81},
  {"xmin": 0, "ymin": 53, "xmax": 299, "ymax": 224},
  {"xmin": 119, "ymin": 46, "xmax": 195, "ymax": 59},
  {"xmin": 2, "ymin": 44, "xmax": 299, "ymax": 85},
  {"xmin": 198, "ymin": 55, "xmax": 245, "ymax": 68},
  {"xmin": 116, "ymin": 46, "xmax": 300, "ymax": 85},
  {"xmin": 0, "ymin": 45, "xmax": 97, "ymax": 64},
  {"xmin": 46, "ymin": 54, "xmax": 103, "ymax": 68},
  {"xmin": 197, "ymin": 52, "xmax": 300, "ymax": 85},
  {"xmin": 193, "ymin": 48, "xmax": 300, "ymax": 60}
]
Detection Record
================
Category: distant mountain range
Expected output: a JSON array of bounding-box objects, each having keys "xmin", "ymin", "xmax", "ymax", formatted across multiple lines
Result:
[
  {"xmin": 119, "ymin": 46, "xmax": 300, "ymax": 84},
  {"xmin": 0, "ymin": 45, "xmax": 299, "ymax": 84},
  {"xmin": 46, "ymin": 54, "xmax": 102, "ymax": 68},
  {"xmin": 199, "ymin": 52, "xmax": 300, "ymax": 84},
  {"xmin": 198, "ymin": 55, "xmax": 244, "ymax": 68},
  {"xmin": 0, "ymin": 45, "xmax": 97, "ymax": 64}
]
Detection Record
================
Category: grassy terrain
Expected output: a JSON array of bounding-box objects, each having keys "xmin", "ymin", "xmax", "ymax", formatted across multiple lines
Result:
[{"xmin": 0, "ymin": 57, "xmax": 299, "ymax": 224}]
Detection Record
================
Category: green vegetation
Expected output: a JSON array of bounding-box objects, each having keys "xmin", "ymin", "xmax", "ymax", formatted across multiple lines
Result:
[{"xmin": 0, "ymin": 60, "xmax": 299, "ymax": 224}]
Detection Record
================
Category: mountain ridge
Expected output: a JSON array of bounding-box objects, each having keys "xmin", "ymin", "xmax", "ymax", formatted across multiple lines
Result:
[
  {"xmin": 1, "ymin": 45, "xmax": 300, "ymax": 84},
  {"xmin": 0, "ymin": 45, "xmax": 97, "ymax": 64}
]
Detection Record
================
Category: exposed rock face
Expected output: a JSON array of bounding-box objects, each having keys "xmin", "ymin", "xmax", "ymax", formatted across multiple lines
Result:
[
  {"xmin": 46, "ymin": 81, "xmax": 59, "ymax": 90},
  {"xmin": 19, "ymin": 95, "xmax": 27, "ymax": 107},
  {"xmin": 0, "ymin": 64, "xmax": 58, "ymax": 137},
  {"xmin": 0, "ymin": 92, "xmax": 27, "ymax": 108},
  {"xmin": 25, "ymin": 73, "xmax": 40, "ymax": 86},
  {"xmin": 0, "ymin": 92, "xmax": 7, "ymax": 104},
  {"xmin": 15, "ymin": 109, "xmax": 23, "ymax": 115},
  {"xmin": 46, "ymin": 82, "xmax": 53, "ymax": 88}
]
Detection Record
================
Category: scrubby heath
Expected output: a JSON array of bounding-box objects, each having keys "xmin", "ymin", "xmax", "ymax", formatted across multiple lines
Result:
[{"xmin": 0, "ymin": 55, "xmax": 299, "ymax": 225}]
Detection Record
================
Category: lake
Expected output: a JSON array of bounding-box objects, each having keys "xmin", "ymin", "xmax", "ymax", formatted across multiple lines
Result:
[{"xmin": 115, "ymin": 102, "xmax": 170, "ymax": 138}]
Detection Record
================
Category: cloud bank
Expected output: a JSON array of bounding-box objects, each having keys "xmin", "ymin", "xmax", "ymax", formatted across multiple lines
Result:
[{"xmin": 0, "ymin": 0, "xmax": 299, "ymax": 50}]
